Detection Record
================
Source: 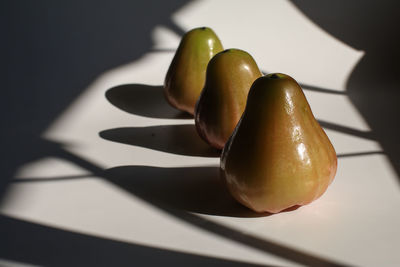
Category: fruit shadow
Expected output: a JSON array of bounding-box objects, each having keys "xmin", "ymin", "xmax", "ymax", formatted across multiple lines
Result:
[
  {"xmin": 106, "ymin": 84, "xmax": 192, "ymax": 119},
  {"xmin": 103, "ymin": 165, "xmax": 270, "ymax": 218},
  {"xmin": 99, "ymin": 124, "xmax": 220, "ymax": 157}
]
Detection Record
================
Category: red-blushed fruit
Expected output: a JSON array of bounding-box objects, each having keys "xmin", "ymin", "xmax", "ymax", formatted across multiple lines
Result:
[
  {"xmin": 220, "ymin": 73, "xmax": 337, "ymax": 213},
  {"xmin": 164, "ymin": 27, "xmax": 223, "ymax": 115},
  {"xmin": 195, "ymin": 49, "xmax": 262, "ymax": 149}
]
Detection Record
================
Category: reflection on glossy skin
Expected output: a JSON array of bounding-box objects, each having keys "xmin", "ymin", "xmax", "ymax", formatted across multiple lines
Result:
[
  {"xmin": 207, "ymin": 37, "xmax": 220, "ymax": 58},
  {"xmin": 164, "ymin": 27, "xmax": 223, "ymax": 115},
  {"xmin": 286, "ymin": 92, "xmax": 312, "ymax": 166},
  {"xmin": 195, "ymin": 49, "xmax": 262, "ymax": 149},
  {"xmin": 221, "ymin": 73, "xmax": 337, "ymax": 213}
]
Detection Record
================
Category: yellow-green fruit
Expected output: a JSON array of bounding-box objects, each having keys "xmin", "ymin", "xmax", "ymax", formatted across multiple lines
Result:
[
  {"xmin": 220, "ymin": 73, "xmax": 337, "ymax": 213},
  {"xmin": 195, "ymin": 49, "xmax": 262, "ymax": 149},
  {"xmin": 164, "ymin": 27, "xmax": 223, "ymax": 115}
]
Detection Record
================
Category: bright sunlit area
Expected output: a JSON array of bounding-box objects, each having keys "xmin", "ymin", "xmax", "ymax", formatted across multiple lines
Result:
[{"xmin": 2, "ymin": 0, "xmax": 400, "ymax": 266}]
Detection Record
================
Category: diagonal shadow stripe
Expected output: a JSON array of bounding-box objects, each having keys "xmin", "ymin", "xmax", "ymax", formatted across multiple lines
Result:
[
  {"xmin": 11, "ymin": 174, "xmax": 95, "ymax": 183},
  {"xmin": 337, "ymin": 151, "xmax": 384, "ymax": 158},
  {"xmin": 300, "ymin": 82, "xmax": 347, "ymax": 95},
  {"xmin": 167, "ymin": 211, "xmax": 347, "ymax": 267},
  {"xmin": 318, "ymin": 119, "xmax": 376, "ymax": 140},
  {"xmin": 43, "ymin": 144, "xmax": 348, "ymax": 267},
  {"xmin": 0, "ymin": 215, "xmax": 267, "ymax": 267}
]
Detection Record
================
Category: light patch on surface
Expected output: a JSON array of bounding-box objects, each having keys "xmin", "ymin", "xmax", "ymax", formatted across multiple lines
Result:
[
  {"xmin": 304, "ymin": 89, "xmax": 371, "ymax": 131},
  {"xmin": 14, "ymin": 157, "xmax": 91, "ymax": 180},
  {"xmin": 151, "ymin": 25, "xmax": 181, "ymax": 50},
  {"xmin": 2, "ymin": 1, "xmax": 399, "ymax": 266},
  {"xmin": 324, "ymin": 129, "xmax": 381, "ymax": 155},
  {"xmin": 173, "ymin": 0, "xmax": 364, "ymax": 91}
]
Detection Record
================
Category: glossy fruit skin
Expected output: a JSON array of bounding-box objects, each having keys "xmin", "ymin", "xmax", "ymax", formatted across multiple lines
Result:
[
  {"xmin": 194, "ymin": 49, "xmax": 262, "ymax": 149},
  {"xmin": 220, "ymin": 73, "xmax": 337, "ymax": 213},
  {"xmin": 164, "ymin": 27, "xmax": 223, "ymax": 115}
]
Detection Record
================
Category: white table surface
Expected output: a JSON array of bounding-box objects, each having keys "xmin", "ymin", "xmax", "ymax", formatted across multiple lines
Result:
[{"xmin": 2, "ymin": 1, "xmax": 399, "ymax": 266}]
